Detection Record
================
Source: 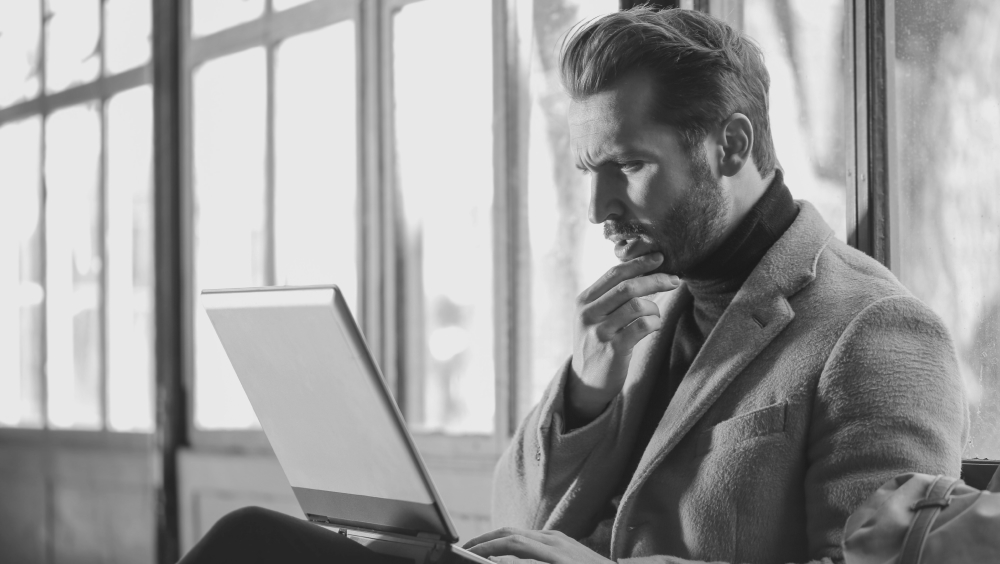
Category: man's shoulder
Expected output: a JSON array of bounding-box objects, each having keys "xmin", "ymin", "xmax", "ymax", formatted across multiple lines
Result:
[{"xmin": 797, "ymin": 236, "xmax": 945, "ymax": 334}]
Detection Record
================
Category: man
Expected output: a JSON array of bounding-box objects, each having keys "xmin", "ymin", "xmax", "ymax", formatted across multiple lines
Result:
[
  {"xmin": 462, "ymin": 7, "xmax": 967, "ymax": 564},
  {"xmin": 178, "ymin": 7, "xmax": 966, "ymax": 564}
]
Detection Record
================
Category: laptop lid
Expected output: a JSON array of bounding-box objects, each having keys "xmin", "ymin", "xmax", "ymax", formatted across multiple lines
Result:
[{"xmin": 201, "ymin": 285, "xmax": 459, "ymax": 543}]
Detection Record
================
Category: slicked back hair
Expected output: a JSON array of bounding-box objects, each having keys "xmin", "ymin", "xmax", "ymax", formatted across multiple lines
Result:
[{"xmin": 560, "ymin": 6, "xmax": 776, "ymax": 177}]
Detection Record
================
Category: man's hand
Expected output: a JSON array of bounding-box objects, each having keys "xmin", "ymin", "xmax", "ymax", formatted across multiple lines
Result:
[
  {"xmin": 568, "ymin": 252, "xmax": 680, "ymax": 423},
  {"xmin": 463, "ymin": 527, "xmax": 613, "ymax": 564}
]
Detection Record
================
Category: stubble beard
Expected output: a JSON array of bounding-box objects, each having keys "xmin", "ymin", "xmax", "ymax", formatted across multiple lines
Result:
[{"xmin": 605, "ymin": 147, "xmax": 730, "ymax": 276}]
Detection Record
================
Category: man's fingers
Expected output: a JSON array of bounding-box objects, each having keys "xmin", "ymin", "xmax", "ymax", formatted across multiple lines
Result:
[
  {"xmin": 585, "ymin": 272, "xmax": 679, "ymax": 318},
  {"xmin": 466, "ymin": 535, "xmax": 559, "ymax": 562},
  {"xmin": 463, "ymin": 528, "xmax": 510, "ymax": 549},
  {"xmin": 463, "ymin": 528, "xmax": 565, "ymax": 550},
  {"xmin": 463, "ymin": 527, "xmax": 544, "ymax": 550},
  {"xmin": 612, "ymin": 314, "xmax": 663, "ymax": 351},
  {"xmin": 594, "ymin": 297, "xmax": 660, "ymax": 341},
  {"xmin": 578, "ymin": 253, "xmax": 664, "ymax": 304}
]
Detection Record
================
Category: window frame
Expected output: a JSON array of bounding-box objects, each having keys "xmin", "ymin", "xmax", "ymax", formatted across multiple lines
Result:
[
  {"xmin": 179, "ymin": 0, "xmax": 526, "ymax": 460},
  {"xmin": 179, "ymin": 0, "xmax": 365, "ymax": 453},
  {"xmin": 0, "ymin": 0, "xmax": 155, "ymax": 442}
]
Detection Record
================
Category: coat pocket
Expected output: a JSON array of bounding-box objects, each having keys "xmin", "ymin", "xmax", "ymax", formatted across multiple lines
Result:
[{"xmin": 696, "ymin": 401, "xmax": 787, "ymax": 457}]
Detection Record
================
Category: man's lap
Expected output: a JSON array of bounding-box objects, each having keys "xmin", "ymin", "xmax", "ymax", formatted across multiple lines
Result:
[{"xmin": 177, "ymin": 506, "xmax": 405, "ymax": 564}]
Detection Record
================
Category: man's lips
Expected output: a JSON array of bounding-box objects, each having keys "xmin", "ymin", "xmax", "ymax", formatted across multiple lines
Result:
[{"xmin": 614, "ymin": 237, "xmax": 657, "ymax": 262}]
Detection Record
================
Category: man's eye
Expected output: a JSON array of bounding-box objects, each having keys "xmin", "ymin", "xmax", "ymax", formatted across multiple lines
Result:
[
  {"xmin": 620, "ymin": 161, "xmax": 642, "ymax": 173},
  {"xmin": 578, "ymin": 168, "xmax": 591, "ymax": 176}
]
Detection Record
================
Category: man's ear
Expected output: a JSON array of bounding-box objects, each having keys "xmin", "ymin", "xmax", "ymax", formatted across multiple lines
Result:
[{"xmin": 718, "ymin": 113, "xmax": 753, "ymax": 177}]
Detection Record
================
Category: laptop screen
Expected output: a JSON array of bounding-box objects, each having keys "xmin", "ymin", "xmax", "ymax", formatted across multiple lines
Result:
[{"xmin": 202, "ymin": 286, "xmax": 456, "ymax": 541}]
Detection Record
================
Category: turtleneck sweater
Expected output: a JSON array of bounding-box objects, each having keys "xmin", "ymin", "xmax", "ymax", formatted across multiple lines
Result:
[{"xmin": 580, "ymin": 170, "xmax": 799, "ymax": 552}]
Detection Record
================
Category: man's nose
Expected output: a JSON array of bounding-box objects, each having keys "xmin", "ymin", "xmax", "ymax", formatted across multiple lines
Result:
[{"xmin": 587, "ymin": 171, "xmax": 625, "ymax": 224}]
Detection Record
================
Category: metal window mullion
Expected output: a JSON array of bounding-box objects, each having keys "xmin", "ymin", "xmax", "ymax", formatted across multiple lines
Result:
[
  {"xmin": 187, "ymin": 1, "xmax": 356, "ymax": 66},
  {"xmin": 491, "ymin": 0, "xmax": 511, "ymax": 447},
  {"xmin": 99, "ymin": 101, "xmax": 110, "ymax": 431},
  {"xmin": 265, "ymin": 43, "xmax": 277, "ymax": 287},
  {"xmin": 98, "ymin": 0, "xmax": 109, "ymax": 431},
  {"xmin": 379, "ymin": 0, "xmax": 403, "ymax": 404},
  {"xmin": 0, "ymin": 68, "xmax": 151, "ymax": 126},
  {"xmin": 850, "ymin": 0, "xmax": 896, "ymax": 270},
  {"xmin": 153, "ymin": 0, "xmax": 187, "ymax": 561},
  {"xmin": 39, "ymin": 0, "xmax": 50, "ymax": 431},
  {"xmin": 492, "ymin": 0, "xmax": 532, "ymax": 443},
  {"xmin": 359, "ymin": 0, "xmax": 383, "ymax": 361}
]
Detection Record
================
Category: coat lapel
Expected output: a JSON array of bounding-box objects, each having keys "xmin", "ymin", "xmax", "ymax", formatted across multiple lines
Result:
[
  {"xmin": 609, "ymin": 202, "xmax": 834, "ymax": 557},
  {"xmin": 625, "ymin": 283, "xmax": 794, "ymax": 494}
]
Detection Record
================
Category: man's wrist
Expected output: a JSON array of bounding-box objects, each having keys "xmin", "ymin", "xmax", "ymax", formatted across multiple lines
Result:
[{"xmin": 564, "ymin": 370, "xmax": 614, "ymax": 430}]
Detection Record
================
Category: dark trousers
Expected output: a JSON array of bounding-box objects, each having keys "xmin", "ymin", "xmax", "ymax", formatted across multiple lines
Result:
[{"xmin": 177, "ymin": 506, "xmax": 407, "ymax": 564}]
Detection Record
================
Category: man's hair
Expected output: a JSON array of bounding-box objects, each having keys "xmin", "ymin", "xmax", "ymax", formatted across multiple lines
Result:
[{"xmin": 560, "ymin": 6, "xmax": 776, "ymax": 177}]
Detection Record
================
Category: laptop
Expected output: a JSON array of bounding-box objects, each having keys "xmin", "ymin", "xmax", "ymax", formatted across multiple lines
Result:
[{"xmin": 201, "ymin": 285, "xmax": 493, "ymax": 564}]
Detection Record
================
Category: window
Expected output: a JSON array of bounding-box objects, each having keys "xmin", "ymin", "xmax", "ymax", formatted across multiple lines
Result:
[
  {"xmin": 188, "ymin": 2, "xmax": 360, "ymax": 431},
  {"xmin": 182, "ymin": 0, "xmax": 999, "ymax": 466},
  {"xmin": 392, "ymin": 0, "xmax": 496, "ymax": 434},
  {"xmin": 894, "ymin": 0, "xmax": 1000, "ymax": 459},
  {"xmin": 0, "ymin": 0, "xmax": 154, "ymax": 433}
]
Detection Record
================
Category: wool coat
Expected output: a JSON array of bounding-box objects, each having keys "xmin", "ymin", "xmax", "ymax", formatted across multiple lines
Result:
[{"xmin": 492, "ymin": 202, "xmax": 969, "ymax": 564}]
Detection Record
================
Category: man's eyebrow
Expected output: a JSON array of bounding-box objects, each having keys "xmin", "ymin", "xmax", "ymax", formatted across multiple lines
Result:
[{"xmin": 575, "ymin": 149, "xmax": 649, "ymax": 170}]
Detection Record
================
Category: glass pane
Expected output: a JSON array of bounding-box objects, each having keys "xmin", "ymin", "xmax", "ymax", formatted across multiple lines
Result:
[
  {"xmin": 106, "ymin": 86, "xmax": 155, "ymax": 432},
  {"xmin": 525, "ymin": 0, "xmax": 619, "ymax": 411},
  {"xmin": 394, "ymin": 0, "xmax": 494, "ymax": 433},
  {"xmin": 0, "ymin": 0, "xmax": 42, "ymax": 107},
  {"xmin": 274, "ymin": 22, "xmax": 359, "ymax": 310},
  {"xmin": 192, "ymin": 48, "xmax": 267, "ymax": 430},
  {"xmin": 45, "ymin": 104, "xmax": 103, "ymax": 430},
  {"xmin": 895, "ymin": 0, "xmax": 1000, "ymax": 459},
  {"xmin": 105, "ymin": 0, "xmax": 152, "ymax": 74},
  {"xmin": 45, "ymin": 0, "xmax": 101, "ymax": 93},
  {"xmin": 191, "ymin": 0, "xmax": 265, "ymax": 38},
  {"xmin": 741, "ymin": 0, "xmax": 848, "ymax": 241},
  {"xmin": 0, "ymin": 117, "xmax": 44, "ymax": 428},
  {"xmin": 273, "ymin": 0, "xmax": 313, "ymax": 11}
]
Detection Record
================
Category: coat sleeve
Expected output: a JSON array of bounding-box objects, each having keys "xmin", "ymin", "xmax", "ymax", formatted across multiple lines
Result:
[
  {"xmin": 800, "ymin": 294, "xmax": 968, "ymax": 561},
  {"xmin": 492, "ymin": 358, "xmax": 625, "ymax": 530}
]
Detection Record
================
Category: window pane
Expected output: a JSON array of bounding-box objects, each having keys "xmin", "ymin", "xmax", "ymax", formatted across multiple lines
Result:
[
  {"xmin": 0, "ymin": 0, "xmax": 42, "ymax": 107},
  {"xmin": 895, "ymin": 0, "xmax": 1000, "ymax": 459},
  {"xmin": 45, "ymin": 0, "xmax": 101, "ymax": 93},
  {"xmin": 742, "ymin": 0, "xmax": 848, "ymax": 241},
  {"xmin": 45, "ymin": 104, "xmax": 103, "ymax": 430},
  {"xmin": 0, "ymin": 118, "xmax": 44, "ymax": 428},
  {"xmin": 192, "ymin": 49, "xmax": 267, "ymax": 430},
  {"xmin": 191, "ymin": 0, "xmax": 265, "ymax": 38},
  {"xmin": 394, "ymin": 0, "xmax": 494, "ymax": 434},
  {"xmin": 525, "ymin": 0, "xmax": 618, "ymax": 409},
  {"xmin": 106, "ymin": 86, "xmax": 154, "ymax": 432},
  {"xmin": 274, "ymin": 22, "xmax": 359, "ymax": 310},
  {"xmin": 105, "ymin": 0, "xmax": 152, "ymax": 75}
]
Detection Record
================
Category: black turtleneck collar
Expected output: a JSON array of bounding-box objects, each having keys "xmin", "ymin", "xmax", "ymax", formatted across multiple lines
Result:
[{"xmin": 685, "ymin": 169, "xmax": 798, "ymax": 284}]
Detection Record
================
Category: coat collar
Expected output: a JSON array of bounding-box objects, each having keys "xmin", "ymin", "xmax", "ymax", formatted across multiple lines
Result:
[{"xmin": 610, "ymin": 201, "xmax": 834, "ymax": 557}]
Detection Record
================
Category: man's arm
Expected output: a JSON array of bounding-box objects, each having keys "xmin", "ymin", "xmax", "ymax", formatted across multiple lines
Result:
[
  {"xmin": 800, "ymin": 294, "xmax": 968, "ymax": 559},
  {"xmin": 493, "ymin": 253, "xmax": 678, "ymax": 531},
  {"xmin": 492, "ymin": 359, "xmax": 627, "ymax": 530},
  {"xmin": 482, "ymin": 294, "xmax": 968, "ymax": 564}
]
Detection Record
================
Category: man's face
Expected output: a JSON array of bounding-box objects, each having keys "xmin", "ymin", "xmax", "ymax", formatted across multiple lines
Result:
[{"xmin": 568, "ymin": 71, "xmax": 732, "ymax": 276}]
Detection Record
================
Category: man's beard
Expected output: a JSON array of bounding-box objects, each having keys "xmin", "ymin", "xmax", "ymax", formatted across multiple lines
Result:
[{"xmin": 604, "ymin": 148, "xmax": 729, "ymax": 275}]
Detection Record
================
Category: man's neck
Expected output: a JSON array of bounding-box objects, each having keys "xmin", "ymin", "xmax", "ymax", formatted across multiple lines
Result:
[{"xmin": 685, "ymin": 169, "xmax": 797, "ymax": 286}]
